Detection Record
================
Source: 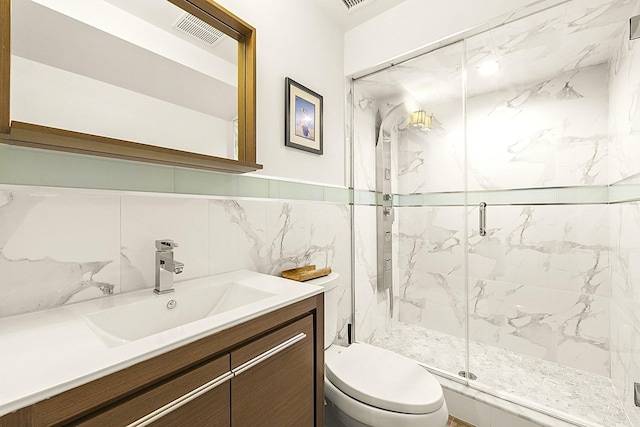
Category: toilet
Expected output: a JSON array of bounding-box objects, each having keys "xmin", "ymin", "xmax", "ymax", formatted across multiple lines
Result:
[{"xmin": 309, "ymin": 273, "xmax": 449, "ymax": 427}]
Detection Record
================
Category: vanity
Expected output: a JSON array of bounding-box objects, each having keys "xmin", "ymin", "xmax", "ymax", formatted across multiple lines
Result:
[{"xmin": 0, "ymin": 270, "xmax": 324, "ymax": 426}]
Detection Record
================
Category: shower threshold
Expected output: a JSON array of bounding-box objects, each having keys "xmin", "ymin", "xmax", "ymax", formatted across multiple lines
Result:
[{"xmin": 370, "ymin": 322, "xmax": 631, "ymax": 427}]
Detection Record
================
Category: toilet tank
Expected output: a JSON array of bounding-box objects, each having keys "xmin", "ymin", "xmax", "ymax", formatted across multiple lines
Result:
[{"xmin": 305, "ymin": 272, "xmax": 340, "ymax": 349}]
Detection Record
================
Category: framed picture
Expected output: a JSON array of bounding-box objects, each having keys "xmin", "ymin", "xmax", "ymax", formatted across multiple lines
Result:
[{"xmin": 285, "ymin": 77, "xmax": 323, "ymax": 155}]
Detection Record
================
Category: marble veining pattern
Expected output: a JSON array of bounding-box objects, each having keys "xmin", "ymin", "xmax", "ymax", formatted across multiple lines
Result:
[
  {"xmin": 352, "ymin": 84, "xmax": 378, "ymax": 192},
  {"xmin": 0, "ymin": 190, "xmax": 120, "ymax": 317},
  {"xmin": 608, "ymin": 1, "xmax": 640, "ymax": 183},
  {"xmin": 354, "ymin": 205, "xmax": 395, "ymax": 343},
  {"xmin": 397, "ymin": 204, "xmax": 611, "ymax": 376},
  {"xmin": 0, "ymin": 189, "xmax": 352, "ymax": 347},
  {"xmin": 392, "ymin": 64, "xmax": 610, "ymax": 194},
  {"xmin": 350, "ymin": 0, "xmax": 639, "ymax": 426},
  {"xmin": 372, "ymin": 322, "xmax": 632, "ymax": 427},
  {"xmin": 610, "ymin": 201, "xmax": 640, "ymax": 426}
]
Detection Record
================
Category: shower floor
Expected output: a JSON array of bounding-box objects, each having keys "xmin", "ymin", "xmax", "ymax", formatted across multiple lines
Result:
[{"xmin": 370, "ymin": 321, "xmax": 631, "ymax": 427}]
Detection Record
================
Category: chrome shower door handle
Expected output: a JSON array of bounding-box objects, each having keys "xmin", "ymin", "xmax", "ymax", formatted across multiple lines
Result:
[{"xmin": 479, "ymin": 202, "xmax": 487, "ymax": 237}]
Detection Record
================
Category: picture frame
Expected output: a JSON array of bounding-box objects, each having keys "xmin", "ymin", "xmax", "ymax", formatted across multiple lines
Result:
[{"xmin": 285, "ymin": 77, "xmax": 323, "ymax": 155}]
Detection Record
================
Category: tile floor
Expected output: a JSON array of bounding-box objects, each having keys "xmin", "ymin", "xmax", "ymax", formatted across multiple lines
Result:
[{"xmin": 371, "ymin": 321, "xmax": 631, "ymax": 427}]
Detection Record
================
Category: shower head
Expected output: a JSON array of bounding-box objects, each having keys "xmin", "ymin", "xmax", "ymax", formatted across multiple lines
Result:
[
  {"xmin": 632, "ymin": 15, "xmax": 640, "ymax": 40},
  {"xmin": 375, "ymin": 103, "xmax": 411, "ymax": 146}
]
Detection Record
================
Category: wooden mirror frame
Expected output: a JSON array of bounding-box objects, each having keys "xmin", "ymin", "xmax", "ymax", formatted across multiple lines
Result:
[{"xmin": 0, "ymin": 0, "xmax": 260, "ymax": 174}]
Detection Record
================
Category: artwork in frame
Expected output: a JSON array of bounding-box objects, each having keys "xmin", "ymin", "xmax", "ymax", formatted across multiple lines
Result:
[{"xmin": 285, "ymin": 77, "xmax": 323, "ymax": 155}]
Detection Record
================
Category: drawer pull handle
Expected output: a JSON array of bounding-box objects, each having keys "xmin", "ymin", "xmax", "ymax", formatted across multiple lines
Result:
[
  {"xmin": 233, "ymin": 332, "xmax": 306, "ymax": 376},
  {"xmin": 126, "ymin": 371, "xmax": 234, "ymax": 427}
]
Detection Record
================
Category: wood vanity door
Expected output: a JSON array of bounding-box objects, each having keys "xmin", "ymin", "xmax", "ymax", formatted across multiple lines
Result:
[
  {"xmin": 74, "ymin": 354, "xmax": 231, "ymax": 426},
  {"xmin": 231, "ymin": 315, "xmax": 315, "ymax": 427}
]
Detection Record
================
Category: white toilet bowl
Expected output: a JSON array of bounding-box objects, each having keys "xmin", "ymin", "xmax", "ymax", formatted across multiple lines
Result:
[
  {"xmin": 324, "ymin": 343, "xmax": 448, "ymax": 427},
  {"xmin": 303, "ymin": 272, "xmax": 448, "ymax": 427}
]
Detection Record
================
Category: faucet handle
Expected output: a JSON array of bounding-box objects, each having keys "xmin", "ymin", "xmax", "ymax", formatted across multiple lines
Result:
[{"xmin": 155, "ymin": 239, "xmax": 178, "ymax": 251}]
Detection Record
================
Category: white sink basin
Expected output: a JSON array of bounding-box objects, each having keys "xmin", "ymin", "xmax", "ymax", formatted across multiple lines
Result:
[{"xmin": 86, "ymin": 281, "xmax": 275, "ymax": 345}]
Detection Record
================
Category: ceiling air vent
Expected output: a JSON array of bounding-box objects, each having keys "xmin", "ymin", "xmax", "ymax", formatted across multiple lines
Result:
[
  {"xmin": 342, "ymin": 0, "xmax": 368, "ymax": 10},
  {"xmin": 173, "ymin": 12, "xmax": 225, "ymax": 47}
]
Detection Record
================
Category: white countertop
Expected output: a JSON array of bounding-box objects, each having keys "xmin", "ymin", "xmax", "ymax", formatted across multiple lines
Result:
[{"xmin": 0, "ymin": 270, "xmax": 323, "ymax": 416}]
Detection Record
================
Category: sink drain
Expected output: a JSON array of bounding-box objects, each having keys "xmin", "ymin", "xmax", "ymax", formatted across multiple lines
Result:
[
  {"xmin": 458, "ymin": 370, "xmax": 477, "ymax": 380},
  {"xmin": 167, "ymin": 300, "xmax": 177, "ymax": 309}
]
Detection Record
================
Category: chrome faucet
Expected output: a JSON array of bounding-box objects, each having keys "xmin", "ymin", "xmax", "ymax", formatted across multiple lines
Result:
[{"xmin": 154, "ymin": 239, "xmax": 184, "ymax": 294}]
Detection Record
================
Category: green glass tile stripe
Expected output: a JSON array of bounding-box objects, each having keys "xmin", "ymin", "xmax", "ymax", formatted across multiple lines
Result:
[
  {"xmin": 396, "ymin": 186, "xmax": 610, "ymax": 207},
  {"xmin": 0, "ymin": 144, "xmax": 352, "ymax": 203},
  {"xmin": 174, "ymin": 168, "xmax": 269, "ymax": 198},
  {"xmin": 467, "ymin": 186, "xmax": 609, "ymax": 205},
  {"xmin": 397, "ymin": 192, "xmax": 465, "ymax": 206},
  {"xmin": 609, "ymin": 183, "xmax": 640, "ymax": 203},
  {"xmin": 269, "ymin": 180, "xmax": 324, "ymax": 201},
  {"xmin": 353, "ymin": 190, "xmax": 377, "ymax": 205},
  {"xmin": 0, "ymin": 144, "xmax": 175, "ymax": 193},
  {"xmin": 609, "ymin": 172, "xmax": 640, "ymax": 203},
  {"xmin": 324, "ymin": 186, "xmax": 352, "ymax": 204}
]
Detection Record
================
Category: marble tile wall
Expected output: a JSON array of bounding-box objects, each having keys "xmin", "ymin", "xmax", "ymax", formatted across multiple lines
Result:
[
  {"xmin": 397, "ymin": 204, "xmax": 611, "ymax": 376},
  {"xmin": 353, "ymin": 205, "xmax": 386, "ymax": 342},
  {"xmin": 395, "ymin": 64, "xmax": 610, "ymax": 194},
  {"xmin": 609, "ymin": 3, "xmax": 640, "ymax": 422},
  {"xmin": 608, "ymin": 1, "xmax": 640, "ymax": 184},
  {"xmin": 350, "ymin": 0, "xmax": 640, "ymax": 424},
  {"xmin": 397, "ymin": 206, "xmax": 467, "ymax": 339},
  {"xmin": 610, "ymin": 201, "xmax": 640, "ymax": 425},
  {"xmin": 0, "ymin": 187, "xmax": 352, "ymax": 345},
  {"xmin": 352, "ymin": 84, "xmax": 378, "ymax": 192}
]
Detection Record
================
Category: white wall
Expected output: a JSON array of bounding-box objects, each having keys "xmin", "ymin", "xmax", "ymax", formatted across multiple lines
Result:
[
  {"xmin": 11, "ymin": 57, "xmax": 232, "ymax": 158},
  {"xmin": 344, "ymin": 0, "xmax": 548, "ymax": 76},
  {"xmin": 215, "ymin": 0, "xmax": 347, "ymax": 187}
]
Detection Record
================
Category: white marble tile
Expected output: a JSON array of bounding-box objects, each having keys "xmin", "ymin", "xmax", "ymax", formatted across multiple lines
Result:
[
  {"xmin": 352, "ymin": 84, "xmax": 378, "ymax": 192},
  {"xmin": 353, "ymin": 205, "xmax": 384, "ymax": 342},
  {"xmin": 120, "ymin": 195, "xmax": 210, "ymax": 293},
  {"xmin": 397, "ymin": 102, "xmax": 465, "ymax": 194},
  {"xmin": 266, "ymin": 201, "xmax": 352, "ymax": 344},
  {"xmin": 467, "ymin": 65, "xmax": 609, "ymax": 190},
  {"xmin": 468, "ymin": 204, "xmax": 610, "ymax": 297},
  {"xmin": 490, "ymin": 408, "xmax": 552, "ymax": 427},
  {"xmin": 0, "ymin": 189, "xmax": 120, "ymax": 316},
  {"xmin": 610, "ymin": 202, "xmax": 640, "ymax": 313},
  {"xmin": 397, "ymin": 206, "xmax": 467, "ymax": 337},
  {"xmin": 609, "ymin": 3, "xmax": 640, "ymax": 183},
  {"xmin": 210, "ymin": 199, "xmax": 267, "ymax": 275},
  {"xmin": 610, "ymin": 200, "xmax": 640, "ymax": 427}
]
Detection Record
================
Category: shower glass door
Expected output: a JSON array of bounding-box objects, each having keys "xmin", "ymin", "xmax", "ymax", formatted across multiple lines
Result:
[
  {"xmin": 352, "ymin": 0, "xmax": 639, "ymax": 426},
  {"xmin": 463, "ymin": 1, "xmax": 638, "ymax": 426},
  {"xmin": 352, "ymin": 41, "xmax": 470, "ymax": 383}
]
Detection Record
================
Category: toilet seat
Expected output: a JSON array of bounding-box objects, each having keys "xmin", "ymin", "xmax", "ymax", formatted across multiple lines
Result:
[{"xmin": 325, "ymin": 343, "xmax": 444, "ymax": 415}]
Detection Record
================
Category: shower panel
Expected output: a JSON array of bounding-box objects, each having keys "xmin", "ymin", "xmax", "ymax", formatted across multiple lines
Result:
[
  {"xmin": 375, "ymin": 117, "xmax": 392, "ymax": 298},
  {"xmin": 375, "ymin": 104, "xmax": 405, "ymax": 314}
]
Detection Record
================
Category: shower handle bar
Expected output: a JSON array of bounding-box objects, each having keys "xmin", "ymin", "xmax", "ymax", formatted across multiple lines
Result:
[{"xmin": 479, "ymin": 202, "xmax": 487, "ymax": 237}]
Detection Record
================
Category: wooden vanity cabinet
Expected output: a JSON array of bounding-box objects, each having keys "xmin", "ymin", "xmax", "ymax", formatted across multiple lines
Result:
[
  {"xmin": 0, "ymin": 294, "xmax": 324, "ymax": 427},
  {"xmin": 231, "ymin": 315, "xmax": 315, "ymax": 426},
  {"xmin": 75, "ymin": 354, "xmax": 231, "ymax": 427}
]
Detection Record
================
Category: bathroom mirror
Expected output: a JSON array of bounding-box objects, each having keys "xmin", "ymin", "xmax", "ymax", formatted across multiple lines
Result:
[{"xmin": 0, "ymin": 0, "xmax": 260, "ymax": 173}]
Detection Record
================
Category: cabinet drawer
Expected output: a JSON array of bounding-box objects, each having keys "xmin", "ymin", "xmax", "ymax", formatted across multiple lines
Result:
[
  {"xmin": 74, "ymin": 354, "xmax": 231, "ymax": 427},
  {"xmin": 231, "ymin": 315, "xmax": 315, "ymax": 426}
]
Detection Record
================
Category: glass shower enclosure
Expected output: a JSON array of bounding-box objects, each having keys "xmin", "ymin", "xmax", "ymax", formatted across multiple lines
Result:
[{"xmin": 351, "ymin": 0, "xmax": 640, "ymax": 426}]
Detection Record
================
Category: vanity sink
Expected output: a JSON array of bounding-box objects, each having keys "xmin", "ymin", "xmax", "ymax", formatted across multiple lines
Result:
[{"xmin": 86, "ymin": 281, "xmax": 276, "ymax": 345}]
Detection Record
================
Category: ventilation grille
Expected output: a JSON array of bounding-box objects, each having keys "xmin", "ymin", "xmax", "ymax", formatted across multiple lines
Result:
[
  {"xmin": 173, "ymin": 12, "xmax": 225, "ymax": 47},
  {"xmin": 341, "ymin": 0, "xmax": 368, "ymax": 10}
]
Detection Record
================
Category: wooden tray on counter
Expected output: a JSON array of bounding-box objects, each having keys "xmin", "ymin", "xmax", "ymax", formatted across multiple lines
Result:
[{"xmin": 281, "ymin": 265, "xmax": 331, "ymax": 282}]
